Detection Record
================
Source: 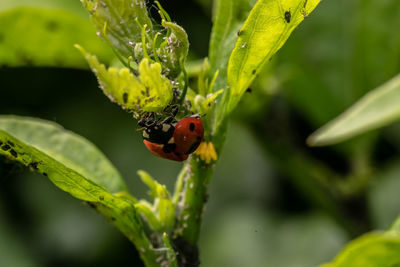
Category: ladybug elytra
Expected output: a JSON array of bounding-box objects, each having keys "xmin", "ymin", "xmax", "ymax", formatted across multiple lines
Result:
[{"xmin": 141, "ymin": 115, "xmax": 204, "ymax": 162}]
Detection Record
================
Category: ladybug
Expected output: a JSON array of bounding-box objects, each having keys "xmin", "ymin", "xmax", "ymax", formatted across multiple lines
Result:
[{"xmin": 141, "ymin": 115, "xmax": 204, "ymax": 161}]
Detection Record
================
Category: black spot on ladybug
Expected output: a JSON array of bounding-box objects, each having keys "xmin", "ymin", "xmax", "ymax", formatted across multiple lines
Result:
[
  {"xmin": 122, "ymin": 92, "xmax": 128, "ymax": 103},
  {"xmin": 285, "ymin": 11, "xmax": 291, "ymax": 23},
  {"xmin": 163, "ymin": 143, "xmax": 177, "ymax": 153},
  {"xmin": 1, "ymin": 144, "xmax": 10, "ymax": 151},
  {"xmin": 9, "ymin": 149, "xmax": 17, "ymax": 158},
  {"xmin": 46, "ymin": 20, "xmax": 59, "ymax": 32},
  {"xmin": 189, "ymin": 123, "xmax": 195, "ymax": 132},
  {"xmin": 185, "ymin": 141, "xmax": 201, "ymax": 155}
]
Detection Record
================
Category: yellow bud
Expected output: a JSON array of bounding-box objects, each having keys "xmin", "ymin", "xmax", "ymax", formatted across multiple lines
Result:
[{"xmin": 195, "ymin": 141, "xmax": 217, "ymax": 164}]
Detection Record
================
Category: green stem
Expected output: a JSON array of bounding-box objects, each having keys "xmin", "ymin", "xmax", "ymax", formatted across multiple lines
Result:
[
  {"xmin": 172, "ymin": 118, "xmax": 228, "ymax": 265},
  {"xmin": 175, "ymin": 157, "xmax": 214, "ymax": 244},
  {"xmin": 179, "ymin": 59, "xmax": 189, "ymax": 105},
  {"xmin": 96, "ymin": 205, "xmax": 159, "ymax": 267}
]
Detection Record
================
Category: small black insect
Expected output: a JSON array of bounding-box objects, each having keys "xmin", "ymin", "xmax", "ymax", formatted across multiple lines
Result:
[
  {"xmin": 1, "ymin": 144, "xmax": 10, "ymax": 151},
  {"xmin": 284, "ymin": 11, "xmax": 291, "ymax": 23},
  {"xmin": 9, "ymin": 149, "xmax": 17, "ymax": 158},
  {"xmin": 28, "ymin": 162, "xmax": 39, "ymax": 171},
  {"xmin": 122, "ymin": 92, "xmax": 128, "ymax": 104}
]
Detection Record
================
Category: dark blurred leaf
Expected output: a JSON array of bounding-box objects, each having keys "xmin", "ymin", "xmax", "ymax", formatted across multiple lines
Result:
[
  {"xmin": 201, "ymin": 207, "xmax": 347, "ymax": 267},
  {"xmin": 0, "ymin": 207, "xmax": 38, "ymax": 267},
  {"xmin": 279, "ymin": 0, "xmax": 400, "ymax": 127},
  {"xmin": 0, "ymin": 7, "xmax": 113, "ymax": 68},
  {"xmin": 0, "ymin": 0, "xmax": 86, "ymax": 17},
  {"xmin": 308, "ymin": 73, "xmax": 400, "ymax": 146}
]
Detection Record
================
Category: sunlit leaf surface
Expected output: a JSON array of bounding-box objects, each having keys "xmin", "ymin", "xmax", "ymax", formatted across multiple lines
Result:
[
  {"xmin": 77, "ymin": 45, "xmax": 173, "ymax": 114},
  {"xmin": 227, "ymin": 0, "xmax": 321, "ymax": 112}
]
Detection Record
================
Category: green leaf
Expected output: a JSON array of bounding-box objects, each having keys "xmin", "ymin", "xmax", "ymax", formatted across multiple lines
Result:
[
  {"xmin": 162, "ymin": 233, "xmax": 178, "ymax": 267},
  {"xmin": 0, "ymin": 115, "xmax": 127, "ymax": 193},
  {"xmin": 209, "ymin": 0, "xmax": 254, "ymax": 91},
  {"xmin": 0, "ymin": 7, "xmax": 113, "ymax": 68},
  {"xmin": 137, "ymin": 170, "xmax": 175, "ymax": 232},
  {"xmin": 161, "ymin": 20, "xmax": 189, "ymax": 77},
  {"xmin": 308, "ymin": 73, "xmax": 400, "ymax": 146},
  {"xmin": 0, "ymin": 115, "xmax": 159, "ymax": 266},
  {"xmin": 322, "ymin": 232, "xmax": 400, "ymax": 267},
  {"xmin": 77, "ymin": 45, "xmax": 173, "ymax": 115},
  {"xmin": 226, "ymin": 0, "xmax": 321, "ymax": 113},
  {"xmin": 135, "ymin": 200, "xmax": 162, "ymax": 231},
  {"xmin": 81, "ymin": 0, "xmax": 153, "ymax": 60}
]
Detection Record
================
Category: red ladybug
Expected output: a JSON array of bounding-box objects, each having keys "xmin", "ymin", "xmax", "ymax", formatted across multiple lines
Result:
[{"xmin": 142, "ymin": 116, "xmax": 204, "ymax": 161}]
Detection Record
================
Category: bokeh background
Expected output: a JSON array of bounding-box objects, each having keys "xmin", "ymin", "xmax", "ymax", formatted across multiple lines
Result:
[{"xmin": 1, "ymin": 0, "xmax": 400, "ymax": 266}]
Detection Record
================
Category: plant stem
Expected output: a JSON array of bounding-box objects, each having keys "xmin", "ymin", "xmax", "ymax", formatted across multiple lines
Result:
[
  {"xmin": 171, "ymin": 116, "xmax": 228, "ymax": 265},
  {"xmin": 175, "ymin": 158, "xmax": 214, "ymax": 244}
]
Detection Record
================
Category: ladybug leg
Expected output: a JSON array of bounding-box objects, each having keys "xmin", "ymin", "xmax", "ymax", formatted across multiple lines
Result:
[
  {"xmin": 161, "ymin": 116, "xmax": 175, "ymax": 124},
  {"xmin": 163, "ymin": 104, "xmax": 179, "ymax": 118},
  {"xmin": 170, "ymin": 104, "xmax": 179, "ymax": 117}
]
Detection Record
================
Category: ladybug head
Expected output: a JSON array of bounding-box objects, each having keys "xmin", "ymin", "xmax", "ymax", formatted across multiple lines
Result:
[{"xmin": 173, "ymin": 117, "xmax": 204, "ymax": 155}]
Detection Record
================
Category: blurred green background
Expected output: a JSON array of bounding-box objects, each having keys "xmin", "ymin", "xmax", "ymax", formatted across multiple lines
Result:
[{"xmin": 1, "ymin": 0, "xmax": 400, "ymax": 266}]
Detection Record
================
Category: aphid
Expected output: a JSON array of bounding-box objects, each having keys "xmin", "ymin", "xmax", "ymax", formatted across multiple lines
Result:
[{"xmin": 284, "ymin": 11, "xmax": 291, "ymax": 23}]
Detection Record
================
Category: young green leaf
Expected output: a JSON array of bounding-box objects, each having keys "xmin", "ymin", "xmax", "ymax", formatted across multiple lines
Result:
[
  {"xmin": 0, "ymin": 7, "xmax": 113, "ymax": 68},
  {"xmin": 137, "ymin": 170, "xmax": 175, "ymax": 232},
  {"xmin": 80, "ymin": 0, "xmax": 153, "ymax": 59},
  {"xmin": 135, "ymin": 200, "xmax": 162, "ymax": 231},
  {"xmin": 226, "ymin": 0, "xmax": 321, "ymax": 113},
  {"xmin": 161, "ymin": 20, "xmax": 189, "ymax": 77},
  {"xmin": 322, "ymin": 232, "xmax": 400, "ymax": 267},
  {"xmin": 162, "ymin": 232, "xmax": 178, "ymax": 267},
  {"xmin": 308, "ymin": 73, "xmax": 400, "ymax": 146},
  {"xmin": 77, "ymin": 45, "xmax": 173, "ymax": 115}
]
